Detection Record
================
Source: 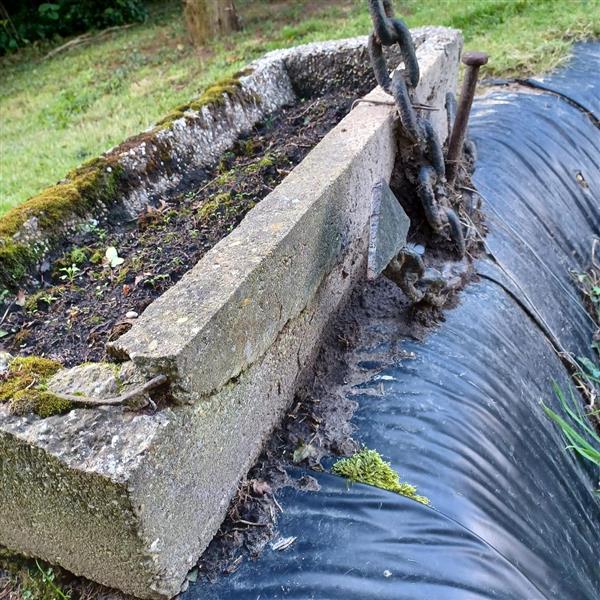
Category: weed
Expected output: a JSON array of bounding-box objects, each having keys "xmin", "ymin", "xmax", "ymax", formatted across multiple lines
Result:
[
  {"xmin": 59, "ymin": 264, "xmax": 81, "ymax": 283},
  {"xmin": 332, "ymin": 447, "xmax": 430, "ymax": 505},
  {"xmin": 145, "ymin": 273, "xmax": 170, "ymax": 288},
  {"xmin": 24, "ymin": 288, "xmax": 61, "ymax": 313},
  {"xmin": 543, "ymin": 383, "xmax": 600, "ymax": 492},
  {"xmin": 574, "ymin": 267, "xmax": 600, "ymax": 313}
]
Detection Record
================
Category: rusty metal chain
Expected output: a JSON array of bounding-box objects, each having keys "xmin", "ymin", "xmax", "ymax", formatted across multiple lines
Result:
[{"xmin": 367, "ymin": 0, "xmax": 465, "ymax": 257}]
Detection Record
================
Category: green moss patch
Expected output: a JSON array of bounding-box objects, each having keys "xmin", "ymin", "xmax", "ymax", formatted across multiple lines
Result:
[
  {"xmin": 7, "ymin": 356, "xmax": 62, "ymax": 379},
  {"xmin": 0, "ymin": 548, "xmax": 71, "ymax": 600},
  {"xmin": 154, "ymin": 68, "xmax": 255, "ymax": 129},
  {"xmin": 0, "ymin": 157, "xmax": 125, "ymax": 290},
  {"xmin": 0, "ymin": 356, "xmax": 71, "ymax": 418},
  {"xmin": 332, "ymin": 448, "xmax": 430, "ymax": 505}
]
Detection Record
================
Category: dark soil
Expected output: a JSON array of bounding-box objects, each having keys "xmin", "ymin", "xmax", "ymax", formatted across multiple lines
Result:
[{"xmin": 0, "ymin": 81, "xmax": 373, "ymax": 366}]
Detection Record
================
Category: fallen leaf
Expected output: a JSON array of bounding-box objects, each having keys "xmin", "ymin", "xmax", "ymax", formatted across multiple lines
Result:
[
  {"xmin": 105, "ymin": 246, "xmax": 125, "ymax": 268},
  {"xmin": 293, "ymin": 441, "xmax": 317, "ymax": 464}
]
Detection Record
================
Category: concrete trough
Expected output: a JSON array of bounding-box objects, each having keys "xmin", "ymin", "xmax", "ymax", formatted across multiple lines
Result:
[{"xmin": 0, "ymin": 28, "xmax": 461, "ymax": 598}]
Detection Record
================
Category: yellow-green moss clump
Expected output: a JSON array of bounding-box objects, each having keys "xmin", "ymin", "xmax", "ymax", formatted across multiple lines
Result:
[
  {"xmin": 332, "ymin": 448, "xmax": 430, "ymax": 505},
  {"xmin": 0, "ymin": 356, "xmax": 71, "ymax": 418},
  {"xmin": 0, "ymin": 157, "xmax": 124, "ymax": 290},
  {"xmin": 196, "ymin": 192, "xmax": 234, "ymax": 221},
  {"xmin": 154, "ymin": 68, "xmax": 255, "ymax": 129}
]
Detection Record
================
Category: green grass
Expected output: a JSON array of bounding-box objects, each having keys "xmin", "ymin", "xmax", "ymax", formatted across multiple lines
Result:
[
  {"xmin": 1, "ymin": 0, "xmax": 599, "ymax": 214},
  {"xmin": 543, "ymin": 383, "xmax": 600, "ymax": 492}
]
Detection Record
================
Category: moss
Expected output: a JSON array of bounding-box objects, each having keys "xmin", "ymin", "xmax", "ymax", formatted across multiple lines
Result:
[
  {"xmin": 115, "ymin": 266, "xmax": 130, "ymax": 284},
  {"xmin": 0, "ymin": 242, "xmax": 36, "ymax": 289},
  {"xmin": 12, "ymin": 329, "xmax": 31, "ymax": 346},
  {"xmin": 24, "ymin": 286, "xmax": 63, "ymax": 313},
  {"xmin": 197, "ymin": 192, "xmax": 234, "ymax": 221},
  {"xmin": 0, "ymin": 548, "xmax": 71, "ymax": 600},
  {"xmin": 0, "ymin": 158, "xmax": 125, "ymax": 290},
  {"xmin": 154, "ymin": 68, "xmax": 256, "ymax": 130},
  {"xmin": 9, "ymin": 389, "xmax": 73, "ymax": 418},
  {"xmin": 0, "ymin": 69, "xmax": 256, "ymax": 290},
  {"xmin": 0, "ymin": 374, "xmax": 35, "ymax": 402},
  {"xmin": 243, "ymin": 153, "xmax": 275, "ymax": 174},
  {"xmin": 8, "ymin": 356, "xmax": 62, "ymax": 379},
  {"xmin": 89, "ymin": 249, "xmax": 104, "ymax": 264},
  {"xmin": 332, "ymin": 448, "xmax": 430, "ymax": 505},
  {"xmin": 240, "ymin": 138, "xmax": 258, "ymax": 157},
  {"xmin": 0, "ymin": 356, "xmax": 64, "ymax": 418}
]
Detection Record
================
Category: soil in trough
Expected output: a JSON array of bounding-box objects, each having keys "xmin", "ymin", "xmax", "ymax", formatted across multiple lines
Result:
[{"xmin": 1, "ymin": 80, "xmax": 373, "ymax": 366}]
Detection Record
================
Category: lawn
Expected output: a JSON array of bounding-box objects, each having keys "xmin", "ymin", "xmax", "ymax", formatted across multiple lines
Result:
[{"xmin": 1, "ymin": 0, "xmax": 599, "ymax": 215}]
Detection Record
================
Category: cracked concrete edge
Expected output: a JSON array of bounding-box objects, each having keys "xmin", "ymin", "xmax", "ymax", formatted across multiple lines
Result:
[
  {"xmin": 109, "ymin": 27, "xmax": 463, "ymax": 402},
  {"xmin": 0, "ymin": 28, "xmax": 462, "ymax": 599}
]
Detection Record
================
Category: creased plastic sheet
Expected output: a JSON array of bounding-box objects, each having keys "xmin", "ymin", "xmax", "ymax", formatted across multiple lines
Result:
[
  {"xmin": 522, "ymin": 41, "xmax": 600, "ymax": 117},
  {"xmin": 184, "ymin": 44, "xmax": 600, "ymax": 600}
]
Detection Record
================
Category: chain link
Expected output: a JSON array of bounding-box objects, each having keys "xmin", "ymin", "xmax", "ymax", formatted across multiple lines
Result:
[{"xmin": 367, "ymin": 0, "xmax": 465, "ymax": 258}]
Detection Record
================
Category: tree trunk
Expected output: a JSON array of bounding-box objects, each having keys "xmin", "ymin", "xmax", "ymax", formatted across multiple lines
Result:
[{"xmin": 184, "ymin": 0, "xmax": 241, "ymax": 47}]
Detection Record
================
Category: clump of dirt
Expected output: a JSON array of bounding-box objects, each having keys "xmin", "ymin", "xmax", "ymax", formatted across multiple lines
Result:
[{"xmin": 1, "ymin": 81, "xmax": 373, "ymax": 366}]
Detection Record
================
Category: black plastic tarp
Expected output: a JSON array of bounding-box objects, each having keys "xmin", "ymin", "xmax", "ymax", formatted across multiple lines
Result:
[
  {"xmin": 185, "ymin": 43, "xmax": 600, "ymax": 600},
  {"xmin": 522, "ymin": 41, "xmax": 600, "ymax": 117}
]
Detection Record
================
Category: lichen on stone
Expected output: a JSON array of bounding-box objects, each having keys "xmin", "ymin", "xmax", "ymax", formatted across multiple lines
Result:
[{"xmin": 332, "ymin": 448, "xmax": 430, "ymax": 505}]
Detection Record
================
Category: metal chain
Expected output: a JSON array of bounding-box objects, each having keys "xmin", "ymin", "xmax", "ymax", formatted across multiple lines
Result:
[{"xmin": 367, "ymin": 0, "xmax": 465, "ymax": 257}]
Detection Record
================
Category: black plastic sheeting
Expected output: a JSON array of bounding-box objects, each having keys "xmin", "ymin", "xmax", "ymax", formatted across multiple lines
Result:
[
  {"xmin": 185, "ymin": 44, "xmax": 600, "ymax": 600},
  {"xmin": 522, "ymin": 41, "xmax": 600, "ymax": 118}
]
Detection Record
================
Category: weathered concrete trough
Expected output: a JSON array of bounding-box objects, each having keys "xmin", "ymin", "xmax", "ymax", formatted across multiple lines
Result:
[{"xmin": 0, "ymin": 28, "xmax": 460, "ymax": 598}]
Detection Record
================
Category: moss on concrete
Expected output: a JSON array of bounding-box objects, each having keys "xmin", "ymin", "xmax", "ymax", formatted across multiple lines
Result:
[
  {"xmin": 9, "ymin": 389, "xmax": 73, "ymax": 418},
  {"xmin": 332, "ymin": 448, "xmax": 430, "ymax": 505},
  {"xmin": 154, "ymin": 68, "xmax": 255, "ymax": 129},
  {"xmin": 0, "ymin": 356, "xmax": 69, "ymax": 417},
  {"xmin": 0, "ymin": 158, "xmax": 124, "ymax": 290},
  {"xmin": 8, "ymin": 356, "xmax": 62, "ymax": 379},
  {"xmin": 0, "ymin": 68, "xmax": 256, "ymax": 291}
]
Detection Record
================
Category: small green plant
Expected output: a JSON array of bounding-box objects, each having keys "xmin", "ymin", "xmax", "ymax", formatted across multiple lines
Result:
[
  {"xmin": 573, "ymin": 269, "xmax": 600, "ymax": 327},
  {"xmin": 543, "ymin": 383, "xmax": 600, "ymax": 492},
  {"xmin": 145, "ymin": 273, "xmax": 170, "ymax": 288},
  {"xmin": 24, "ymin": 289, "xmax": 60, "ymax": 313},
  {"xmin": 59, "ymin": 264, "xmax": 80, "ymax": 283},
  {"xmin": 32, "ymin": 560, "xmax": 70, "ymax": 600},
  {"xmin": 332, "ymin": 447, "xmax": 430, "ymax": 505}
]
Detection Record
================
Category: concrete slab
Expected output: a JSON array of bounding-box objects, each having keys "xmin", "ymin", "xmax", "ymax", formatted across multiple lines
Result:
[{"xmin": 367, "ymin": 180, "xmax": 411, "ymax": 279}]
